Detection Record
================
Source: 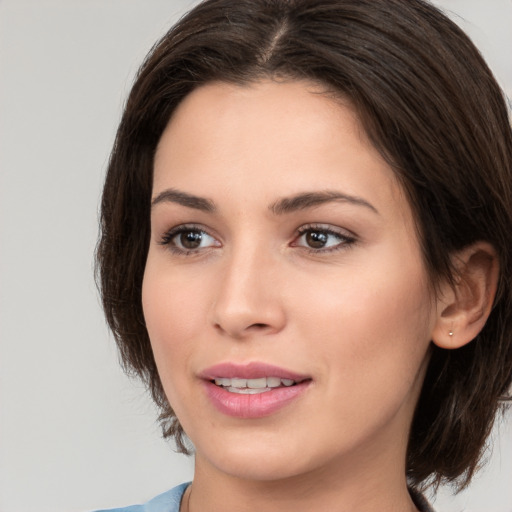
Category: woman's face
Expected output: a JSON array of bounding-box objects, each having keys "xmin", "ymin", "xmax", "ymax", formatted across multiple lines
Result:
[{"xmin": 143, "ymin": 80, "xmax": 438, "ymax": 482}]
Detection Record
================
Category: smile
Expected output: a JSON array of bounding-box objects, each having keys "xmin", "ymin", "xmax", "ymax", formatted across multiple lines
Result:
[
  {"xmin": 200, "ymin": 363, "xmax": 311, "ymax": 418},
  {"xmin": 213, "ymin": 377, "xmax": 297, "ymax": 394}
]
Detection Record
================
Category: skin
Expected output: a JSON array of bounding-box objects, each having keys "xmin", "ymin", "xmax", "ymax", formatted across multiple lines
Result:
[{"xmin": 142, "ymin": 79, "xmax": 443, "ymax": 511}]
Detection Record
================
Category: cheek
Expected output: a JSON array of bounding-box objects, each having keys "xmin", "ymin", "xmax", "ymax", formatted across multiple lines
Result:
[
  {"xmin": 141, "ymin": 258, "xmax": 210, "ymax": 382},
  {"xmin": 292, "ymin": 254, "xmax": 434, "ymax": 395},
  {"xmin": 284, "ymin": 264, "xmax": 433, "ymax": 450}
]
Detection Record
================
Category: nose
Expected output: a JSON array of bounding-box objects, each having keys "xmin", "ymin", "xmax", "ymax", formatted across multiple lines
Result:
[{"xmin": 210, "ymin": 244, "xmax": 287, "ymax": 339}]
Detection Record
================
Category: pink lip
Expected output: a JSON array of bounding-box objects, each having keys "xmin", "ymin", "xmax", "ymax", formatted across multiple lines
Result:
[
  {"xmin": 199, "ymin": 362, "xmax": 311, "ymax": 419},
  {"xmin": 199, "ymin": 362, "xmax": 309, "ymax": 381}
]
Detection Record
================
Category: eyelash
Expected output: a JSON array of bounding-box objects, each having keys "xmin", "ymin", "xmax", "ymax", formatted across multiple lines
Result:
[
  {"xmin": 292, "ymin": 224, "xmax": 357, "ymax": 254},
  {"xmin": 158, "ymin": 224, "xmax": 220, "ymax": 256},
  {"xmin": 158, "ymin": 223, "xmax": 357, "ymax": 255}
]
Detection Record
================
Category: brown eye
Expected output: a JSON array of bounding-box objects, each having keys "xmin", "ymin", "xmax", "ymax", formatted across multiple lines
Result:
[
  {"xmin": 293, "ymin": 226, "xmax": 355, "ymax": 252},
  {"xmin": 160, "ymin": 226, "xmax": 219, "ymax": 253},
  {"xmin": 179, "ymin": 230, "xmax": 203, "ymax": 249},
  {"xmin": 305, "ymin": 231, "xmax": 329, "ymax": 248}
]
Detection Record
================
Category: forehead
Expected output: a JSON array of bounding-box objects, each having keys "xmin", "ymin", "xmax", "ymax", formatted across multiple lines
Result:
[
  {"xmin": 154, "ymin": 80, "xmax": 368, "ymax": 169},
  {"xmin": 153, "ymin": 79, "xmax": 409, "ymax": 222}
]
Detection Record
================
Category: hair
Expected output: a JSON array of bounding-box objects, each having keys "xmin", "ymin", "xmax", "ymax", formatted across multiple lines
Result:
[{"xmin": 96, "ymin": 0, "xmax": 512, "ymax": 491}]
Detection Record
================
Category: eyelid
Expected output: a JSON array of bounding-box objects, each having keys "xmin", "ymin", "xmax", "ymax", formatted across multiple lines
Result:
[
  {"xmin": 157, "ymin": 222, "xmax": 356, "ymax": 255},
  {"xmin": 291, "ymin": 223, "xmax": 357, "ymax": 252},
  {"xmin": 158, "ymin": 223, "xmax": 221, "ymax": 253}
]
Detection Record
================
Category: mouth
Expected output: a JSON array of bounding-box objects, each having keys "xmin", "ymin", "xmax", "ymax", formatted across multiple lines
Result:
[
  {"xmin": 200, "ymin": 362, "xmax": 311, "ymax": 418},
  {"xmin": 211, "ymin": 376, "xmax": 304, "ymax": 395}
]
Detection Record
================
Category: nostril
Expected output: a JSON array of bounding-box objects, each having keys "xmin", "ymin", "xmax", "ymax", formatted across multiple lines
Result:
[{"xmin": 249, "ymin": 323, "xmax": 269, "ymax": 329}]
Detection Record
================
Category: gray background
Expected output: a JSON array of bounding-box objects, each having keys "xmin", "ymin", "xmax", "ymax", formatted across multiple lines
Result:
[{"xmin": 0, "ymin": 1, "xmax": 511, "ymax": 511}]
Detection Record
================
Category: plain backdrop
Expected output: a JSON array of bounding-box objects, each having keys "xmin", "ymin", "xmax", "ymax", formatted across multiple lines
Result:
[{"xmin": 0, "ymin": 1, "xmax": 511, "ymax": 511}]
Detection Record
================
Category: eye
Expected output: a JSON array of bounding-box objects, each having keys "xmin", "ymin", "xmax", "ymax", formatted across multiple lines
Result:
[
  {"xmin": 292, "ymin": 225, "xmax": 355, "ymax": 252},
  {"xmin": 159, "ymin": 225, "xmax": 220, "ymax": 253}
]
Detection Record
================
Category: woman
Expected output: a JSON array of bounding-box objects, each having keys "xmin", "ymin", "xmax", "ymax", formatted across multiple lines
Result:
[{"xmin": 95, "ymin": 0, "xmax": 512, "ymax": 510}]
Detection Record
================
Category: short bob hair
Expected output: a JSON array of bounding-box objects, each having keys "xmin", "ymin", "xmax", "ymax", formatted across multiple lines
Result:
[{"xmin": 97, "ymin": 0, "xmax": 512, "ymax": 491}]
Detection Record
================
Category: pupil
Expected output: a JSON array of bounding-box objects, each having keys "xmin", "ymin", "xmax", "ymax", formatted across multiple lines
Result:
[
  {"xmin": 181, "ymin": 231, "xmax": 202, "ymax": 249},
  {"xmin": 306, "ymin": 231, "xmax": 327, "ymax": 248}
]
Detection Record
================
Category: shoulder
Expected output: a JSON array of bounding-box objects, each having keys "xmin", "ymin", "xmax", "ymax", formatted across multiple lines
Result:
[{"xmin": 91, "ymin": 482, "xmax": 190, "ymax": 512}]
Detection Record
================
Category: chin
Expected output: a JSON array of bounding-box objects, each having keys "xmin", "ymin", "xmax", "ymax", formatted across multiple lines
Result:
[
  {"xmin": 191, "ymin": 428, "xmax": 305, "ymax": 479},
  {"xmin": 211, "ymin": 451, "xmax": 313, "ymax": 482},
  {"xmin": 191, "ymin": 424, "xmax": 343, "ymax": 484}
]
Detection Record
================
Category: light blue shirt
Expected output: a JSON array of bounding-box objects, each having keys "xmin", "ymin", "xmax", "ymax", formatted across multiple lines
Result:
[
  {"xmin": 93, "ymin": 482, "xmax": 190, "ymax": 512},
  {"xmin": 92, "ymin": 481, "xmax": 434, "ymax": 512}
]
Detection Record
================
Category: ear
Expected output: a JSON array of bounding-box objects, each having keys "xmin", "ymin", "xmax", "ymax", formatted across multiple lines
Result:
[{"xmin": 432, "ymin": 242, "xmax": 499, "ymax": 349}]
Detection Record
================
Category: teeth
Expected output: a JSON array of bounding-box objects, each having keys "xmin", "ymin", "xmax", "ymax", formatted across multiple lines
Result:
[
  {"xmin": 266, "ymin": 377, "xmax": 281, "ymax": 388},
  {"xmin": 231, "ymin": 378, "xmax": 247, "ymax": 388},
  {"xmin": 247, "ymin": 378, "xmax": 267, "ymax": 389},
  {"xmin": 226, "ymin": 387, "xmax": 269, "ymax": 394},
  {"xmin": 213, "ymin": 377, "xmax": 297, "ymax": 390}
]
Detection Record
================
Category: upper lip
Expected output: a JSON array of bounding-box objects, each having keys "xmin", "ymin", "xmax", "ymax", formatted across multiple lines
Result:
[{"xmin": 199, "ymin": 362, "xmax": 310, "ymax": 382}]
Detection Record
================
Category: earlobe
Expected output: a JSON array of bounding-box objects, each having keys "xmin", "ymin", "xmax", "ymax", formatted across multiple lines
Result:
[{"xmin": 432, "ymin": 242, "xmax": 499, "ymax": 350}]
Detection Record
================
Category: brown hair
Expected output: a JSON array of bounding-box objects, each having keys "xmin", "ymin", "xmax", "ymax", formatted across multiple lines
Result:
[{"xmin": 96, "ymin": 0, "xmax": 512, "ymax": 490}]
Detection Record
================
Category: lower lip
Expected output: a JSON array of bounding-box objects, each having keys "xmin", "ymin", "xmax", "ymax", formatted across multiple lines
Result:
[{"xmin": 203, "ymin": 380, "xmax": 310, "ymax": 419}]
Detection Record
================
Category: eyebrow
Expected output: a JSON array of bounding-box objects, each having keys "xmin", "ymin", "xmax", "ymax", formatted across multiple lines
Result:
[
  {"xmin": 151, "ymin": 188, "xmax": 378, "ymax": 215},
  {"xmin": 151, "ymin": 188, "xmax": 216, "ymax": 212},
  {"xmin": 269, "ymin": 191, "xmax": 379, "ymax": 215}
]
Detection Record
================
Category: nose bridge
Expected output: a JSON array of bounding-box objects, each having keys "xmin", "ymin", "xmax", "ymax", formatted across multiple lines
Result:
[{"xmin": 211, "ymin": 235, "xmax": 285, "ymax": 338}]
